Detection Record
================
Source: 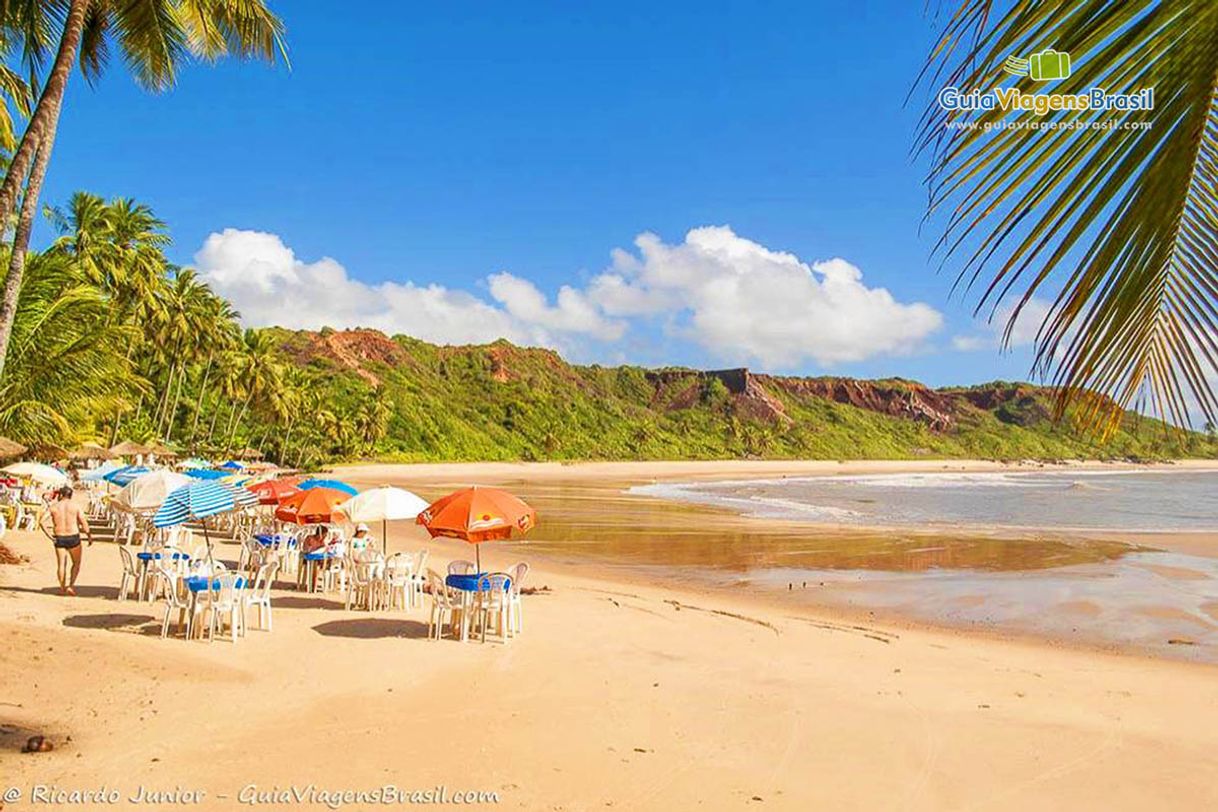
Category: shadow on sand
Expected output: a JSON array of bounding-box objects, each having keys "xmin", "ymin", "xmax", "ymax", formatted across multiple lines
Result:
[
  {"xmin": 0, "ymin": 584, "xmax": 121, "ymax": 599},
  {"xmin": 311, "ymin": 618, "xmax": 429, "ymax": 640},
  {"xmin": 273, "ymin": 595, "xmax": 346, "ymax": 610},
  {"xmin": 62, "ymin": 613, "xmax": 159, "ymax": 635}
]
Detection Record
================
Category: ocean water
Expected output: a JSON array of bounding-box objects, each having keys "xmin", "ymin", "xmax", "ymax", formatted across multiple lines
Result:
[{"xmin": 630, "ymin": 469, "xmax": 1218, "ymax": 532}]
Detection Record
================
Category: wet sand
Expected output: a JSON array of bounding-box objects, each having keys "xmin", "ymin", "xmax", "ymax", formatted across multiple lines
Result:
[{"xmin": 337, "ymin": 460, "xmax": 1218, "ymax": 661}]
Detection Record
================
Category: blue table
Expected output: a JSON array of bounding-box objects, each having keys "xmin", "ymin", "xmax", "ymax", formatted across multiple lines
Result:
[
  {"xmin": 254, "ymin": 533, "xmax": 297, "ymax": 548},
  {"xmin": 137, "ymin": 551, "xmax": 190, "ymax": 561},
  {"xmin": 299, "ymin": 549, "xmax": 339, "ymax": 593},
  {"xmin": 184, "ymin": 575, "xmax": 246, "ymax": 592},
  {"xmin": 446, "ymin": 573, "xmax": 512, "ymax": 592}
]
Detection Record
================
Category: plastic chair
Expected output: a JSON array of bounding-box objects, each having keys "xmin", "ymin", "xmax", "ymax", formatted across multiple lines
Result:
[
  {"xmin": 244, "ymin": 561, "xmax": 279, "ymax": 632},
  {"xmin": 427, "ymin": 569, "xmax": 458, "ymax": 641},
  {"xmin": 475, "ymin": 573, "xmax": 513, "ymax": 644},
  {"xmin": 117, "ymin": 546, "xmax": 142, "ymax": 601},
  {"xmin": 207, "ymin": 573, "xmax": 244, "ymax": 643},
  {"xmin": 508, "ymin": 561, "xmax": 529, "ymax": 635},
  {"xmin": 409, "ymin": 549, "xmax": 429, "ymax": 608},
  {"xmin": 156, "ymin": 565, "xmax": 203, "ymax": 639},
  {"xmin": 384, "ymin": 553, "xmax": 414, "ymax": 610},
  {"xmin": 448, "ymin": 560, "xmax": 475, "ymax": 576}
]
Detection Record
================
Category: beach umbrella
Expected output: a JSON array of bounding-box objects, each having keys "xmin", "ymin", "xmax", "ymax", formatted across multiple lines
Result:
[
  {"xmin": 219, "ymin": 460, "xmax": 244, "ymax": 471},
  {"xmin": 236, "ymin": 447, "xmax": 264, "ymax": 461},
  {"xmin": 0, "ymin": 436, "xmax": 26, "ymax": 460},
  {"xmin": 111, "ymin": 470, "xmax": 193, "ymax": 513},
  {"xmin": 178, "ymin": 457, "xmax": 209, "ymax": 470},
  {"xmin": 3, "ymin": 461, "xmax": 69, "ymax": 487},
  {"xmin": 70, "ymin": 442, "xmax": 113, "ymax": 461},
  {"xmin": 153, "ymin": 481, "xmax": 253, "ymax": 567},
  {"xmin": 109, "ymin": 440, "xmax": 153, "ymax": 458},
  {"xmin": 275, "ymin": 486, "xmax": 350, "ymax": 525},
  {"xmin": 417, "ymin": 486, "xmax": 537, "ymax": 572},
  {"xmin": 184, "ymin": 468, "xmax": 229, "ymax": 481},
  {"xmin": 29, "ymin": 442, "xmax": 70, "ymax": 462},
  {"xmin": 246, "ymin": 477, "xmax": 302, "ymax": 506},
  {"xmin": 335, "ymin": 486, "xmax": 430, "ymax": 554},
  {"xmin": 103, "ymin": 465, "xmax": 151, "ymax": 486},
  {"xmin": 80, "ymin": 460, "xmax": 124, "ymax": 482},
  {"xmin": 299, "ymin": 478, "xmax": 357, "ymax": 496}
]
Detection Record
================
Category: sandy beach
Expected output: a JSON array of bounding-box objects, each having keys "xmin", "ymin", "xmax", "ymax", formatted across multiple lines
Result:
[{"xmin": 2, "ymin": 460, "xmax": 1218, "ymax": 810}]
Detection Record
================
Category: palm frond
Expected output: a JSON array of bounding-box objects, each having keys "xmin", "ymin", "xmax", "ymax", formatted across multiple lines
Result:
[{"xmin": 918, "ymin": 0, "xmax": 1218, "ymax": 432}]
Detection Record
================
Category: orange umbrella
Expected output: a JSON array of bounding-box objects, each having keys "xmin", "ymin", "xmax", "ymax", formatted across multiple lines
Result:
[
  {"xmin": 417, "ymin": 486, "xmax": 537, "ymax": 572},
  {"xmin": 247, "ymin": 476, "xmax": 303, "ymax": 506},
  {"xmin": 274, "ymin": 486, "xmax": 350, "ymax": 525}
]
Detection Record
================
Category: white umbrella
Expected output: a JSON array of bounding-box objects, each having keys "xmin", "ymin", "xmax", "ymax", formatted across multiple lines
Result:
[
  {"xmin": 3, "ymin": 461, "xmax": 68, "ymax": 487},
  {"xmin": 112, "ymin": 470, "xmax": 193, "ymax": 513},
  {"xmin": 335, "ymin": 486, "xmax": 429, "ymax": 554}
]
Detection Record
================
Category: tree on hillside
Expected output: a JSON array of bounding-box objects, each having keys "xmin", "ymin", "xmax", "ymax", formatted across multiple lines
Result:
[
  {"xmin": 0, "ymin": 0, "xmax": 286, "ymax": 380},
  {"xmin": 919, "ymin": 0, "xmax": 1217, "ymax": 431}
]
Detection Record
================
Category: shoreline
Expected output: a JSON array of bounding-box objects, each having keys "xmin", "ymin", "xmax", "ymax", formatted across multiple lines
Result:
[{"xmin": 336, "ymin": 459, "xmax": 1218, "ymax": 663}]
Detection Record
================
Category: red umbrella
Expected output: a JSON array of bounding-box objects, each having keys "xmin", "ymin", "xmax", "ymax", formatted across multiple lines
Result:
[
  {"xmin": 417, "ymin": 486, "xmax": 536, "ymax": 571},
  {"xmin": 275, "ymin": 486, "xmax": 350, "ymax": 525},
  {"xmin": 247, "ymin": 476, "xmax": 302, "ymax": 506}
]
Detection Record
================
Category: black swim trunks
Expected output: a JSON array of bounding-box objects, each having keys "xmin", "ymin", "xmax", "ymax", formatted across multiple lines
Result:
[{"xmin": 53, "ymin": 535, "xmax": 81, "ymax": 549}]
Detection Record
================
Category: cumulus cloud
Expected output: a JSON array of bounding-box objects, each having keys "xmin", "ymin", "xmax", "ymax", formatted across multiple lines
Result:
[
  {"xmin": 952, "ymin": 297, "xmax": 1053, "ymax": 352},
  {"xmin": 586, "ymin": 227, "xmax": 943, "ymax": 367},
  {"xmin": 198, "ymin": 229, "xmax": 572, "ymax": 347},
  {"xmin": 195, "ymin": 225, "xmax": 944, "ymax": 369}
]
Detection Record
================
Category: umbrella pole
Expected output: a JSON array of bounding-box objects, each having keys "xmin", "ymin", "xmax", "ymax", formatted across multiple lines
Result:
[
  {"xmin": 475, "ymin": 543, "xmax": 481, "ymax": 574},
  {"xmin": 202, "ymin": 518, "xmax": 216, "ymax": 571},
  {"xmin": 382, "ymin": 518, "xmax": 387, "ymax": 556}
]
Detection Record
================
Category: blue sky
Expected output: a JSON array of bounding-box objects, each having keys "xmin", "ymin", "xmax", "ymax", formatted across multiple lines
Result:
[{"xmin": 37, "ymin": 1, "xmax": 1045, "ymax": 387}]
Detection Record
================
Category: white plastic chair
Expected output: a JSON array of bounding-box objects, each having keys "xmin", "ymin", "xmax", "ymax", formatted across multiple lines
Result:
[
  {"xmin": 244, "ymin": 561, "xmax": 279, "ymax": 632},
  {"xmin": 409, "ymin": 549, "xmax": 429, "ymax": 608},
  {"xmin": 207, "ymin": 573, "xmax": 244, "ymax": 643},
  {"xmin": 475, "ymin": 573, "xmax": 513, "ymax": 644},
  {"xmin": 427, "ymin": 569, "xmax": 458, "ymax": 641},
  {"xmin": 448, "ymin": 559, "xmax": 475, "ymax": 576},
  {"xmin": 508, "ymin": 561, "xmax": 529, "ymax": 635},
  {"xmin": 345, "ymin": 558, "xmax": 382, "ymax": 611},
  {"xmin": 117, "ymin": 546, "xmax": 142, "ymax": 601},
  {"xmin": 156, "ymin": 565, "xmax": 204, "ymax": 639},
  {"xmin": 384, "ymin": 553, "xmax": 413, "ymax": 610}
]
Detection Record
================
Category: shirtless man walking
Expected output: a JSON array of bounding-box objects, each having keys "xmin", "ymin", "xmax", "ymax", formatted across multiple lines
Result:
[{"xmin": 42, "ymin": 486, "xmax": 92, "ymax": 596}]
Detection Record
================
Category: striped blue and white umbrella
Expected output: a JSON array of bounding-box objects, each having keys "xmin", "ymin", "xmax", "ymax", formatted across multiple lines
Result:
[
  {"xmin": 299, "ymin": 478, "xmax": 358, "ymax": 496},
  {"xmin": 104, "ymin": 465, "xmax": 151, "ymax": 486},
  {"xmin": 184, "ymin": 468, "xmax": 229, "ymax": 481},
  {"xmin": 153, "ymin": 481, "xmax": 255, "ymax": 528},
  {"xmin": 80, "ymin": 460, "xmax": 124, "ymax": 482}
]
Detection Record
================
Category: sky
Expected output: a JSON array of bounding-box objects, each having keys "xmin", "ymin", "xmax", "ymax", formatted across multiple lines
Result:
[{"xmin": 36, "ymin": 1, "xmax": 1052, "ymax": 387}]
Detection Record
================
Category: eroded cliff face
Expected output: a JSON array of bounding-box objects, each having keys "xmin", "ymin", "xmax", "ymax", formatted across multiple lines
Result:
[{"xmin": 281, "ymin": 329, "xmax": 1057, "ymax": 434}]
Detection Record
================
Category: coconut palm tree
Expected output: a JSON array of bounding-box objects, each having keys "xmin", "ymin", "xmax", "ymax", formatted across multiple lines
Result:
[
  {"xmin": 919, "ymin": 0, "xmax": 1218, "ymax": 431},
  {"xmin": 224, "ymin": 328, "xmax": 281, "ymax": 454},
  {"xmin": 0, "ymin": 0, "xmax": 286, "ymax": 379}
]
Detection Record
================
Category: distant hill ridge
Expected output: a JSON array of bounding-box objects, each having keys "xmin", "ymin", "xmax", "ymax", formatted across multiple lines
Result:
[{"xmin": 268, "ymin": 327, "xmax": 1215, "ymax": 462}]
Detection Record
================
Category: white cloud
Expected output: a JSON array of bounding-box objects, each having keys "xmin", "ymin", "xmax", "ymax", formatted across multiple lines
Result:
[
  {"xmin": 586, "ymin": 227, "xmax": 942, "ymax": 367},
  {"xmin": 195, "ymin": 225, "xmax": 944, "ymax": 370},
  {"xmin": 487, "ymin": 272, "xmax": 624, "ymax": 340},
  {"xmin": 197, "ymin": 229, "xmax": 579, "ymax": 347},
  {"xmin": 952, "ymin": 297, "xmax": 1053, "ymax": 352}
]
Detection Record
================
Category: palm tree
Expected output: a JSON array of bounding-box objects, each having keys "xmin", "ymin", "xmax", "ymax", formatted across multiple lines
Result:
[
  {"xmin": 0, "ymin": 0, "xmax": 286, "ymax": 379},
  {"xmin": 919, "ymin": 1, "xmax": 1218, "ymax": 431},
  {"xmin": 224, "ymin": 328, "xmax": 281, "ymax": 455}
]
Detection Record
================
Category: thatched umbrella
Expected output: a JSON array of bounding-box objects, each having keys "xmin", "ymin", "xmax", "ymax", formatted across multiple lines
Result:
[
  {"xmin": 236, "ymin": 447, "xmax": 264, "ymax": 461},
  {"xmin": 147, "ymin": 442, "xmax": 179, "ymax": 459},
  {"xmin": 0, "ymin": 436, "xmax": 27, "ymax": 460},
  {"xmin": 109, "ymin": 440, "xmax": 154, "ymax": 457},
  {"xmin": 29, "ymin": 443, "xmax": 70, "ymax": 462},
  {"xmin": 70, "ymin": 442, "xmax": 114, "ymax": 461}
]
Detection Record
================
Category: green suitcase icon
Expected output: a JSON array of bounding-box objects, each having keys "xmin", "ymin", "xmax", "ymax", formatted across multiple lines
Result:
[{"xmin": 1029, "ymin": 49, "xmax": 1070, "ymax": 81}]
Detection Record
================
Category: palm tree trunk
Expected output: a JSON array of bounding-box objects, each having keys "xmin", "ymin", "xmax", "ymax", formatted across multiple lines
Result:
[
  {"xmin": 207, "ymin": 399, "xmax": 225, "ymax": 444},
  {"xmin": 226, "ymin": 391, "xmax": 254, "ymax": 455},
  {"xmin": 2, "ymin": 139, "xmax": 50, "ymax": 345},
  {"xmin": 190, "ymin": 352, "xmax": 214, "ymax": 443},
  {"xmin": 0, "ymin": 0, "xmax": 90, "ymax": 378},
  {"xmin": 165, "ymin": 358, "xmax": 187, "ymax": 442}
]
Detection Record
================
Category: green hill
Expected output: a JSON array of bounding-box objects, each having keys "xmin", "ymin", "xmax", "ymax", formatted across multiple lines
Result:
[{"xmin": 261, "ymin": 328, "xmax": 1218, "ymax": 465}]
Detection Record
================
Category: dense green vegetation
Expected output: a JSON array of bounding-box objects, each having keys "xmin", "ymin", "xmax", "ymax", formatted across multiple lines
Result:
[{"xmin": 5, "ymin": 192, "xmax": 1214, "ymax": 468}]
